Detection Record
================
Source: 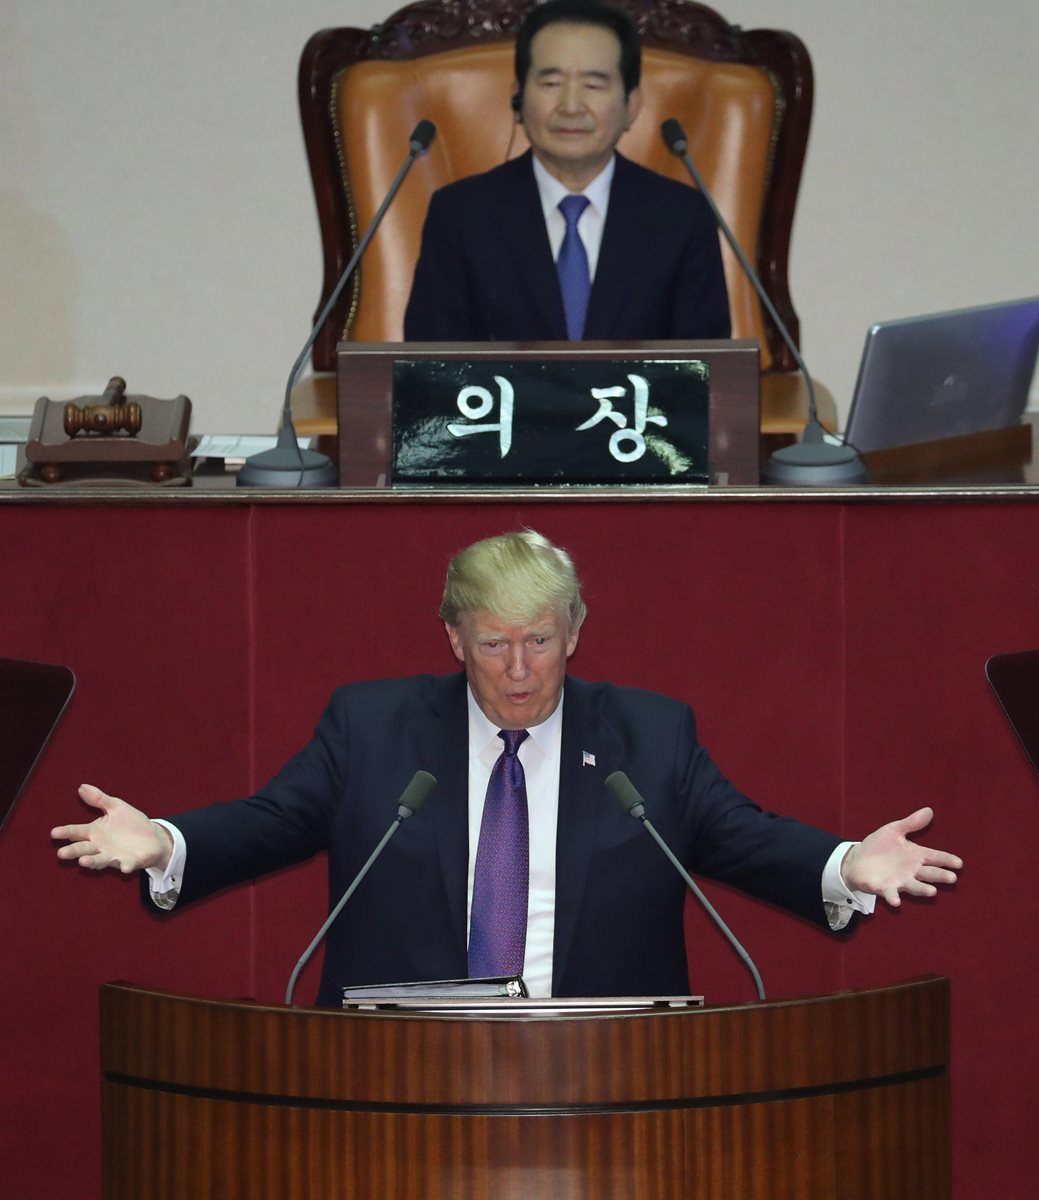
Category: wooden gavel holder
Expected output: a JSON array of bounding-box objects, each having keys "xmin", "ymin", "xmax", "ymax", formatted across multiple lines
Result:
[{"xmin": 25, "ymin": 378, "xmax": 191, "ymax": 484}]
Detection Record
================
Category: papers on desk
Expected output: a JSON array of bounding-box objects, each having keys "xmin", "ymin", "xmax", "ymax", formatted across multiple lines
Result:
[
  {"xmin": 0, "ymin": 416, "xmax": 32, "ymax": 442},
  {"xmin": 0, "ymin": 416, "xmax": 32, "ymax": 479},
  {"xmin": 191, "ymin": 434, "xmax": 314, "ymax": 465},
  {"xmin": 0, "ymin": 427, "xmax": 318, "ymax": 478}
]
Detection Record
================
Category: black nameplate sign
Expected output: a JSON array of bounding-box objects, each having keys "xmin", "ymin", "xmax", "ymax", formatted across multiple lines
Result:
[{"xmin": 391, "ymin": 358, "xmax": 710, "ymax": 485}]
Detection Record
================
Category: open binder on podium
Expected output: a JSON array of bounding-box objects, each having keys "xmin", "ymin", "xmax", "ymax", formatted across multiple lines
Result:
[
  {"xmin": 341, "ymin": 974, "xmax": 705, "ymax": 1012},
  {"xmin": 342, "ymin": 974, "xmax": 528, "ymax": 1004}
]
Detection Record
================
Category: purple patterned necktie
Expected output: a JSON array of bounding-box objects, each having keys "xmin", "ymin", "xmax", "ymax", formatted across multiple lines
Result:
[
  {"xmin": 556, "ymin": 194, "xmax": 591, "ymax": 340},
  {"xmin": 468, "ymin": 728, "xmax": 529, "ymax": 977}
]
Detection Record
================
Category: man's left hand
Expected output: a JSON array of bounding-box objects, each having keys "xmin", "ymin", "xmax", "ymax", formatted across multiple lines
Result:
[{"xmin": 841, "ymin": 807, "xmax": 962, "ymax": 907}]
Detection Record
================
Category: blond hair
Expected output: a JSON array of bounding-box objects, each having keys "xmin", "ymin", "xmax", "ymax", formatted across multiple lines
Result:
[{"xmin": 440, "ymin": 530, "xmax": 587, "ymax": 631}]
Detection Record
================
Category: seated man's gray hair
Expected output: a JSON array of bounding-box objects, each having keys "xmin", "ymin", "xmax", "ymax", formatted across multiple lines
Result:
[{"xmin": 440, "ymin": 530, "xmax": 587, "ymax": 631}]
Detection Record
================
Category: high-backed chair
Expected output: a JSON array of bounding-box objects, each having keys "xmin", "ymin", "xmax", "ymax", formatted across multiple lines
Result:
[{"xmin": 293, "ymin": 0, "xmax": 833, "ymax": 440}]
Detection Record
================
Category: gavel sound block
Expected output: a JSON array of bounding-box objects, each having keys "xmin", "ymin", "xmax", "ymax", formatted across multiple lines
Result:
[{"xmin": 25, "ymin": 378, "xmax": 192, "ymax": 484}]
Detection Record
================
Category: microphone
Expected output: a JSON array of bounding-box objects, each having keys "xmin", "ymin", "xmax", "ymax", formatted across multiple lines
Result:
[
  {"xmin": 238, "ymin": 120, "xmax": 438, "ymax": 489},
  {"xmin": 660, "ymin": 118, "xmax": 864, "ymax": 486},
  {"xmin": 283, "ymin": 769, "xmax": 437, "ymax": 1005},
  {"xmin": 605, "ymin": 770, "xmax": 765, "ymax": 1000}
]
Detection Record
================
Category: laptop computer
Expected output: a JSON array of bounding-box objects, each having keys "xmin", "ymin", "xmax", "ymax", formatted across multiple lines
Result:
[
  {"xmin": 0, "ymin": 658, "xmax": 76, "ymax": 836},
  {"xmin": 844, "ymin": 297, "xmax": 1039, "ymax": 453},
  {"xmin": 986, "ymin": 650, "xmax": 1039, "ymax": 779}
]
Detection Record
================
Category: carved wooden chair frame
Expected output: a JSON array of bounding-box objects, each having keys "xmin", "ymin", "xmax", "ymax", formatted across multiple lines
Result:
[{"xmin": 299, "ymin": 0, "xmax": 813, "ymax": 377}]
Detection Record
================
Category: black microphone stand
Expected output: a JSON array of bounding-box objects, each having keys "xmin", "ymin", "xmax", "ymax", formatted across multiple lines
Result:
[
  {"xmin": 661, "ymin": 119, "xmax": 865, "ymax": 486},
  {"xmin": 284, "ymin": 770, "xmax": 437, "ymax": 1005},
  {"xmin": 606, "ymin": 771, "xmax": 766, "ymax": 1001},
  {"xmin": 238, "ymin": 121, "xmax": 437, "ymax": 488}
]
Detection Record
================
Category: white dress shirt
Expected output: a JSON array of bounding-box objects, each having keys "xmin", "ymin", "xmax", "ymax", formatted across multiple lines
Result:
[{"xmin": 532, "ymin": 153, "xmax": 615, "ymax": 282}]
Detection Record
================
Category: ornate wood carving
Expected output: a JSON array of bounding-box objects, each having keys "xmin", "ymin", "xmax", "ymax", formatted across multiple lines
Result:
[{"xmin": 356, "ymin": 1, "xmax": 752, "ymax": 62}]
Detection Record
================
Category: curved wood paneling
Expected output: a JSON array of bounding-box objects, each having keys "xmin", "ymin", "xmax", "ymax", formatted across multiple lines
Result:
[{"xmin": 101, "ymin": 977, "xmax": 950, "ymax": 1198}]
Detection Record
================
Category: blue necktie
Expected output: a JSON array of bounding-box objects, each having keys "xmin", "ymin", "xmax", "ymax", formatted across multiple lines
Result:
[
  {"xmin": 468, "ymin": 729, "xmax": 529, "ymax": 978},
  {"xmin": 556, "ymin": 194, "xmax": 591, "ymax": 340}
]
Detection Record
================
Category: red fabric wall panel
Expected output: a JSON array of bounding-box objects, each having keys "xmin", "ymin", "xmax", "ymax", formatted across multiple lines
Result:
[
  {"xmin": 1, "ymin": 507, "xmax": 255, "ymax": 1193},
  {"xmin": 840, "ymin": 504, "xmax": 1039, "ymax": 1199},
  {"xmin": 1, "ymin": 498, "xmax": 1034, "ymax": 1198}
]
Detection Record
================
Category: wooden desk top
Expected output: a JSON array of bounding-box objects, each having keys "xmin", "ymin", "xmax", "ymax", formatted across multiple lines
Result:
[{"xmin": 3, "ymin": 420, "xmax": 1036, "ymax": 504}]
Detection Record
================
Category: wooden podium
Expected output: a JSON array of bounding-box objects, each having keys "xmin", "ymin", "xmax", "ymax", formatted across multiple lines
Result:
[{"xmin": 100, "ymin": 976, "xmax": 949, "ymax": 1199}]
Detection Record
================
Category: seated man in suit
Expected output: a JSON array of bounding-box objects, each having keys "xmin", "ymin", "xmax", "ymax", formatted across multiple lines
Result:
[
  {"xmin": 403, "ymin": 0, "xmax": 731, "ymax": 342},
  {"xmin": 53, "ymin": 530, "xmax": 960, "ymax": 1006}
]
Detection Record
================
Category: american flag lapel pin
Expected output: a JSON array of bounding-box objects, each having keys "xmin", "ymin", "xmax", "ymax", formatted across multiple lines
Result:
[{"xmin": 582, "ymin": 750, "xmax": 596, "ymax": 767}]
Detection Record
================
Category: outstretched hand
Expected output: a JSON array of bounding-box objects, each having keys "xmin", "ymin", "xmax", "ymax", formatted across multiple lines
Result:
[
  {"xmin": 841, "ymin": 807, "xmax": 962, "ymax": 907},
  {"xmin": 51, "ymin": 784, "xmax": 173, "ymax": 875}
]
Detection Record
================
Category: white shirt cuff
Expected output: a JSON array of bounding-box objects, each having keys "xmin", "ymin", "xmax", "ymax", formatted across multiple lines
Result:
[
  {"xmin": 145, "ymin": 819, "xmax": 186, "ymax": 910},
  {"xmin": 822, "ymin": 840, "xmax": 876, "ymax": 930}
]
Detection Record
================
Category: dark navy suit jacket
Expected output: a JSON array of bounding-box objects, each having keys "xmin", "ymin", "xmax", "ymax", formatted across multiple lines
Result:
[
  {"xmin": 169, "ymin": 673, "xmax": 841, "ymax": 1006},
  {"xmin": 403, "ymin": 151, "xmax": 731, "ymax": 342}
]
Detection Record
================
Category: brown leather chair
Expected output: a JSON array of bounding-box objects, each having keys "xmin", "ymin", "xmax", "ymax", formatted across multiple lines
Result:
[{"xmin": 293, "ymin": 0, "xmax": 833, "ymax": 438}]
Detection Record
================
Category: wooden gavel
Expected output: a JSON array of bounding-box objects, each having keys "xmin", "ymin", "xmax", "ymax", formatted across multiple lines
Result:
[{"xmin": 64, "ymin": 377, "xmax": 142, "ymax": 437}]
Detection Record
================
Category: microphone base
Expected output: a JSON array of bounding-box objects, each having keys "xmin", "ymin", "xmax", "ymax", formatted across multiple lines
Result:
[
  {"xmin": 761, "ymin": 429, "xmax": 867, "ymax": 487},
  {"xmin": 236, "ymin": 446, "xmax": 338, "ymax": 489}
]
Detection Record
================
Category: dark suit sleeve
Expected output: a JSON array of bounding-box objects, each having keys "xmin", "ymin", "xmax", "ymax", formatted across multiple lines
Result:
[
  {"xmin": 164, "ymin": 690, "xmax": 353, "ymax": 905},
  {"xmin": 673, "ymin": 705, "xmax": 840, "ymax": 926},
  {"xmin": 668, "ymin": 189, "xmax": 731, "ymax": 339},
  {"xmin": 404, "ymin": 190, "xmax": 482, "ymax": 341},
  {"xmin": 613, "ymin": 690, "xmax": 839, "ymax": 929}
]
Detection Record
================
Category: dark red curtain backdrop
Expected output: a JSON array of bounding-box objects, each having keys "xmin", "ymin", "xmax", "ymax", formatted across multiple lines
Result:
[{"xmin": 2, "ymin": 497, "xmax": 1036, "ymax": 1197}]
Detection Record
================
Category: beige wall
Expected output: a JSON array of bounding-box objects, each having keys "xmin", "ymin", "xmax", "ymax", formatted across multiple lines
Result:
[{"xmin": 2, "ymin": 0, "xmax": 1037, "ymax": 431}]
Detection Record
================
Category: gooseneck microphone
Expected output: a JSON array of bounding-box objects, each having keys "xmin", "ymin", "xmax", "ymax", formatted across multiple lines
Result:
[
  {"xmin": 284, "ymin": 769, "xmax": 437, "ymax": 1006},
  {"xmin": 605, "ymin": 770, "xmax": 765, "ymax": 1000},
  {"xmin": 661, "ymin": 118, "xmax": 865, "ymax": 486},
  {"xmin": 238, "ymin": 120, "xmax": 438, "ymax": 489}
]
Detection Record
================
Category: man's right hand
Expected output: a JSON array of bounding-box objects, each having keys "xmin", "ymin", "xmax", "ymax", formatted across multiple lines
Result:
[{"xmin": 51, "ymin": 784, "xmax": 173, "ymax": 875}]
